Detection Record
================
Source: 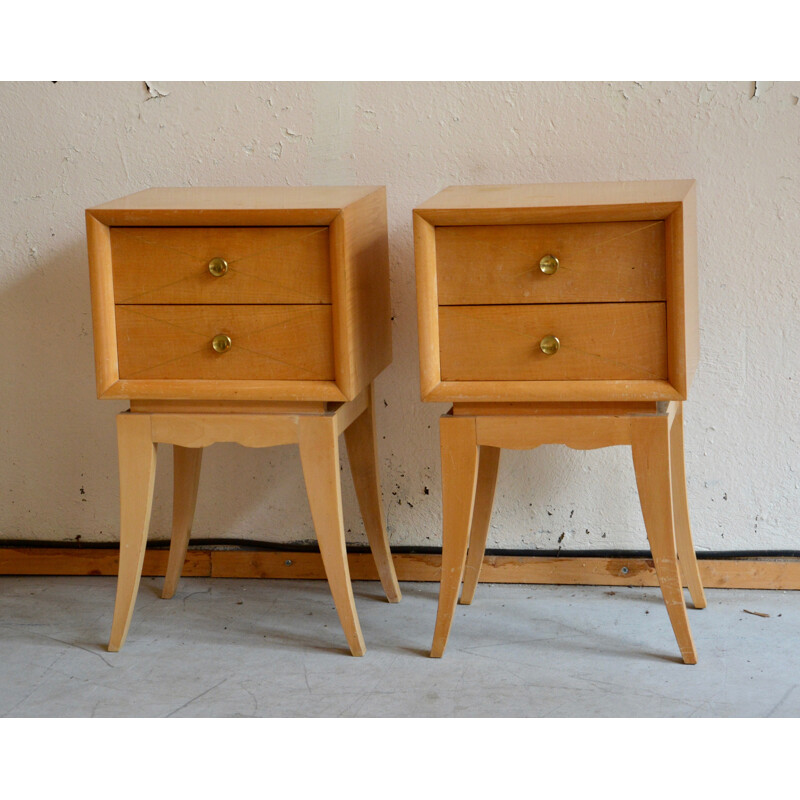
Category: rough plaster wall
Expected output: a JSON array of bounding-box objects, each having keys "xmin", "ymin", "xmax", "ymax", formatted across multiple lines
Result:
[{"xmin": 1, "ymin": 81, "xmax": 798, "ymax": 552}]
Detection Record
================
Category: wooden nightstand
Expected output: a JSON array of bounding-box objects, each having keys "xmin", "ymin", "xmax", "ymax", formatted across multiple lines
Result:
[
  {"xmin": 86, "ymin": 187, "xmax": 401, "ymax": 656},
  {"xmin": 414, "ymin": 181, "xmax": 706, "ymax": 664}
]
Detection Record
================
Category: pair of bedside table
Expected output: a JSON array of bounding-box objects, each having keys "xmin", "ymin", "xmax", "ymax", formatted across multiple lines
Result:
[{"xmin": 87, "ymin": 181, "xmax": 705, "ymax": 663}]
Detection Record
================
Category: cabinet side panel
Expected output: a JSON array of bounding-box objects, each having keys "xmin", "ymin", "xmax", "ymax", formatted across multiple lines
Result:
[
  {"xmin": 682, "ymin": 185, "xmax": 700, "ymax": 392},
  {"xmin": 664, "ymin": 212, "xmax": 685, "ymax": 398},
  {"xmin": 331, "ymin": 189, "xmax": 392, "ymax": 399},
  {"xmin": 414, "ymin": 213, "xmax": 441, "ymax": 399},
  {"xmin": 86, "ymin": 212, "xmax": 119, "ymax": 397}
]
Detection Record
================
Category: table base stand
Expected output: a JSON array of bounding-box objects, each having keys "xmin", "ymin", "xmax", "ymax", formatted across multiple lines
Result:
[
  {"xmin": 431, "ymin": 401, "xmax": 706, "ymax": 664},
  {"xmin": 108, "ymin": 384, "xmax": 401, "ymax": 656}
]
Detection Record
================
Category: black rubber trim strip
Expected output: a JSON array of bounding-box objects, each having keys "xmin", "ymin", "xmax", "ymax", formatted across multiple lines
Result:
[{"xmin": 1, "ymin": 540, "xmax": 799, "ymax": 560}]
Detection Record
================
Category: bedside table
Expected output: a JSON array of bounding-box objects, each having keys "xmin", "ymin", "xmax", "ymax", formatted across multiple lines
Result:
[
  {"xmin": 414, "ymin": 181, "xmax": 706, "ymax": 664},
  {"xmin": 86, "ymin": 187, "xmax": 401, "ymax": 656}
]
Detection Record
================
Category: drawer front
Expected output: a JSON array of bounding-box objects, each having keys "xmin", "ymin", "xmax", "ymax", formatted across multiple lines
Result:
[
  {"xmin": 116, "ymin": 305, "xmax": 334, "ymax": 380},
  {"xmin": 111, "ymin": 227, "xmax": 330, "ymax": 304},
  {"xmin": 439, "ymin": 303, "xmax": 667, "ymax": 381},
  {"xmin": 436, "ymin": 221, "xmax": 665, "ymax": 305}
]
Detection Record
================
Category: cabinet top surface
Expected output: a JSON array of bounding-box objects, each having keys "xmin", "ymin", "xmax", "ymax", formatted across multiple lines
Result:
[
  {"xmin": 415, "ymin": 180, "xmax": 695, "ymax": 212},
  {"xmin": 89, "ymin": 186, "xmax": 385, "ymax": 213}
]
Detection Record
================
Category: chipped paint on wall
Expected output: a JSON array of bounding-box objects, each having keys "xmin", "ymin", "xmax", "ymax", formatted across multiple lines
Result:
[
  {"xmin": 144, "ymin": 81, "xmax": 170, "ymax": 100},
  {"xmin": 1, "ymin": 81, "xmax": 799, "ymax": 552}
]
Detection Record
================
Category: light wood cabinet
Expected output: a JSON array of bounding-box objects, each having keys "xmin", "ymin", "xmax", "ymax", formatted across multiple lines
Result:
[
  {"xmin": 86, "ymin": 187, "xmax": 401, "ymax": 656},
  {"xmin": 414, "ymin": 181, "xmax": 706, "ymax": 663},
  {"xmin": 415, "ymin": 180, "xmax": 698, "ymax": 403}
]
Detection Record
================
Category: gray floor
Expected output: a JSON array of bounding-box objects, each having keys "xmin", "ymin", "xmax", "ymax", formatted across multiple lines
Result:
[{"xmin": 1, "ymin": 576, "xmax": 798, "ymax": 717}]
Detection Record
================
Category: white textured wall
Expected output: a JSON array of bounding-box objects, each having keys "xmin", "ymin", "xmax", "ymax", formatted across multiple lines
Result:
[{"xmin": 1, "ymin": 81, "xmax": 798, "ymax": 553}]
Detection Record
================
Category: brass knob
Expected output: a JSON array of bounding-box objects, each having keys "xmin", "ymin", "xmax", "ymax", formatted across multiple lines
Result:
[
  {"xmin": 211, "ymin": 334, "xmax": 232, "ymax": 353},
  {"xmin": 540, "ymin": 335, "xmax": 560, "ymax": 355},
  {"xmin": 208, "ymin": 257, "xmax": 228, "ymax": 277},
  {"xmin": 539, "ymin": 254, "xmax": 559, "ymax": 275}
]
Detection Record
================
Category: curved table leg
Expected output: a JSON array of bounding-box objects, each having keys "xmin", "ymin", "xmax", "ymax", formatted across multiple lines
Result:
[
  {"xmin": 632, "ymin": 416, "xmax": 697, "ymax": 665},
  {"xmin": 670, "ymin": 404, "xmax": 707, "ymax": 610},
  {"xmin": 344, "ymin": 384, "xmax": 402, "ymax": 603},
  {"xmin": 299, "ymin": 416, "xmax": 366, "ymax": 657},
  {"xmin": 460, "ymin": 445, "xmax": 501, "ymax": 606},
  {"xmin": 162, "ymin": 445, "xmax": 203, "ymax": 600},
  {"xmin": 109, "ymin": 414, "xmax": 158, "ymax": 652},
  {"xmin": 431, "ymin": 415, "xmax": 479, "ymax": 658}
]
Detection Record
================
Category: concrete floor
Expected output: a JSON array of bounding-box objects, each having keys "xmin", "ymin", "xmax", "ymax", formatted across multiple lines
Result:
[{"xmin": 1, "ymin": 576, "xmax": 798, "ymax": 717}]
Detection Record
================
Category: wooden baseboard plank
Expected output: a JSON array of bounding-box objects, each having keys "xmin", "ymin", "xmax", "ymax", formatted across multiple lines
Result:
[
  {"xmin": 1, "ymin": 548, "xmax": 799, "ymax": 590},
  {"xmin": 0, "ymin": 548, "xmax": 211, "ymax": 577},
  {"xmin": 209, "ymin": 551, "xmax": 443, "ymax": 581}
]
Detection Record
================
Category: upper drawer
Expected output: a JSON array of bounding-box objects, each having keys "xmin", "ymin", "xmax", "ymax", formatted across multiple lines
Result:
[
  {"xmin": 435, "ymin": 221, "xmax": 666, "ymax": 305},
  {"xmin": 111, "ymin": 227, "xmax": 331, "ymax": 304}
]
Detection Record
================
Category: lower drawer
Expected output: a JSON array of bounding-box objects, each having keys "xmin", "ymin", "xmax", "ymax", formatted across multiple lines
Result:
[
  {"xmin": 116, "ymin": 305, "xmax": 334, "ymax": 380},
  {"xmin": 439, "ymin": 303, "xmax": 667, "ymax": 381}
]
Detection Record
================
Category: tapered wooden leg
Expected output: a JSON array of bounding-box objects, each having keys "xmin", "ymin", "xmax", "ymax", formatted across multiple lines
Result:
[
  {"xmin": 299, "ymin": 416, "xmax": 365, "ymax": 657},
  {"xmin": 344, "ymin": 384, "xmax": 401, "ymax": 603},
  {"xmin": 669, "ymin": 404, "xmax": 706, "ymax": 610},
  {"xmin": 431, "ymin": 416, "xmax": 479, "ymax": 658},
  {"xmin": 109, "ymin": 414, "xmax": 158, "ymax": 652},
  {"xmin": 460, "ymin": 445, "xmax": 501, "ymax": 606},
  {"xmin": 631, "ymin": 416, "xmax": 697, "ymax": 665},
  {"xmin": 162, "ymin": 446, "xmax": 203, "ymax": 600}
]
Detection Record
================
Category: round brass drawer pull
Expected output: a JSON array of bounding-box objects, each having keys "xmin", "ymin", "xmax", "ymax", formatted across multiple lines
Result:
[
  {"xmin": 208, "ymin": 257, "xmax": 228, "ymax": 277},
  {"xmin": 211, "ymin": 334, "xmax": 232, "ymax": 353},
  {"xmin": 540, "ymin": 335, "xmax": 560, "ymax": 355},
  {"xmin": 539, "ymin": 254, "xmax": 559, "ymax": 275}
]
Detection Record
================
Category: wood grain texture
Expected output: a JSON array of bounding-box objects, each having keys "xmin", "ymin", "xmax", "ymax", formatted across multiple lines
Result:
[
  {"xmin": 86, "ymin": 212, "xmax": 119, "ymax": 397},
  {"xmin": 4, "ymin": 548, "xmax": 799, "ymax": 590},
  {"xmin": 106, "ymin": 379, "xmax": 346, "ymax": 402},
  {"xmin": 87, "ymin": 186, "xmax": 391, "ymax": 403},
  {"xmin": 631, "ymin": 415, "xmax": 697, "ymax": 664},
  {"xmin": 88, "ymin": 186, "xmax": 382, "ymax": 226},
  {"xmin": 100, "ymin": 389, "xmax": 391, "ymax": 652},
  {"xmin": 670, "ymin": 404, "xmax": 706, "ymax": 609},
  {"xmin": 150, "ymin": 413, "xmax": 299, "ymax": 449},
  {"xmin": 131, "ymin": 400, "xmax": 328, "ymax": 414},
  {"xmin": 665, "ymin": 190, "xmax": 699, "ymax": 399},
  {"xmin": 439, "ymin": 303, "xmax": 668, "ymax": 382},
  {"xmin": 460, "ymin": 446, "xmax": 501, "ymax": 605},
  {"xmin": 474, "ymin": 414, "xmax": 634, "ymax": 451},
  {"xmin": 298, "ymin": 416, "xmax": 366, "ymax": 656},
  {"xmin": 427, "ymin": 380, "xmax": 681, "ymax": 403},
  {"xmin": 436, "ymin": 221, "xmax": 666, "ymax": 305},
  {"xmin": 438, "ymin": 402, "xmax": 704, "ymax": 661},
  {"xmin": 414, "ymin": 180, "xmax": 693, "ymax": 223},
  {"xmin": 108, "ymin": 414, "xmax": 158, "ymax": 652},
  {"xmin": 116, "ymin": 304, "xmax": 334, "ymax": 381},
  {"xmin": 111, "ymin": 227, "xmax": 330, "ymax": 304},
  {"xmin": 431, "ymin": 416, "xmax": 479, "ymax": 658},
  {"xmin": 162, "ymin": 446, "xmax": 203, "ymax": 599},
  {"xmin": 424, "ymin": 381, "xmax": 680, "ymax": 403},
  {"xmin": 682, "ymin": 186, "xmax": 700, "ymax": 391},
  {"xmin": 330, "ymin": 187, "xmax": 391, "ymax": 399},
  {"xmin": 332, "ymin": 387, "xmax": 369, "ymax": 437},
  {"xmin": 413, "ymin": 212, "xmax": 442, "ymax": 398},
  {"xmin": 453, "ymin": 401, "xmax": 659, "ymax": 416},
  {"xmin": 414, "ymin": 180, "xmax": 696, "ymax": 403},
  {"xmin": 343, "ymin": 384, "xmax": 402, "ymax": 603}
]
